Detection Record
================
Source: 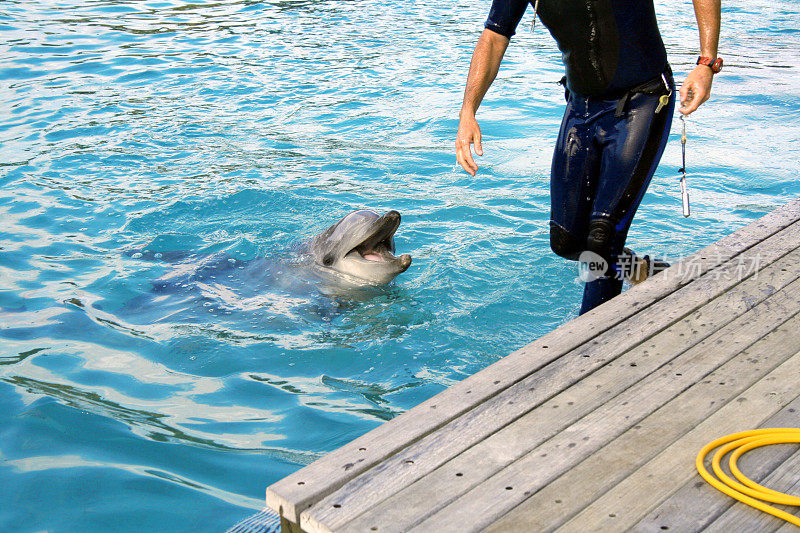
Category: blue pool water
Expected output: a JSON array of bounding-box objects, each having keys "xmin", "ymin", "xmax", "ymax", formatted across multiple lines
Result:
[{"xmin": 1, "ymin": 0, "xmax": 798, "ymax": 530}]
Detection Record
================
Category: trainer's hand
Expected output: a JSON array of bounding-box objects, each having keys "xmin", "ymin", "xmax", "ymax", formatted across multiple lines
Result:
[
  {"xmin": 455, "ymin": 114, "xmax": 483, "ymax": 176},
  {"xmin": 679, "ymin": 65, "xmax": 714, "ymax": 115}
]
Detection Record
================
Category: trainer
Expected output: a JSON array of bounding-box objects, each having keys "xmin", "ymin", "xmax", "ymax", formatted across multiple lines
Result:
[{"xmin": 455, "ymin": 0, "xmax": 721, "ymax": 314}]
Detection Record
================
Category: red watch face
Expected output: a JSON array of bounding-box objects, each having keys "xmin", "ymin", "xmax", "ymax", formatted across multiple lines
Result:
[{"xmin": 711, "ymin": 58, "xmax": 723, "ymax": 73}]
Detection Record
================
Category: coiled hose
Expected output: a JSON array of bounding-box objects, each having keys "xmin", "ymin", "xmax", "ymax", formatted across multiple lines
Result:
[{"xmin": 696, "ymin": 428, "xmax": 800, "ymax": 527}]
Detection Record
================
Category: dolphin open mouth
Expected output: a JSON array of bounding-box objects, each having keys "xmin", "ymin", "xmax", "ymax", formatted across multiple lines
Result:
[
  {"xmin": 310, "ymin": 208, "xmax": 412, "ymax": 283},
  {"xmin": 347, "ymin": 211, "xmax": 402, "ymax": 262},
  {"xmin": 355, "ymin": 243, "xmax": 392, "ymax": 262}
]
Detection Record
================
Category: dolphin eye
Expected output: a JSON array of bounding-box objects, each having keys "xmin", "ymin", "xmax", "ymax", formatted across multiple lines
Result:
[{"xmin": 322, "ymin": 254, "xmax": 334, "ymax": 266}]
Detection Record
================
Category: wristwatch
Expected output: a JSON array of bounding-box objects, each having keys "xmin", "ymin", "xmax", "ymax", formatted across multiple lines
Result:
[{"xmin": 697, "ymin": 56, "xmax": 723, "ymax": 73}]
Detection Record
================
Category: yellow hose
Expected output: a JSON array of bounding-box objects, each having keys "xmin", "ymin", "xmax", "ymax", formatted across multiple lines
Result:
[{"xmin": 696, "ymin": 428, "xmax": 800, "ymax": 526}]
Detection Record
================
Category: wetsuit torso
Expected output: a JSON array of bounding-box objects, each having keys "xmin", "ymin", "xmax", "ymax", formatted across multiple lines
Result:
[{"xmin": 485, "ymin": 0, "xmax": 667, "ymax": 97}]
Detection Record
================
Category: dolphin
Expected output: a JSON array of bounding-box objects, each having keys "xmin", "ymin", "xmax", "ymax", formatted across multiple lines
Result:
[
  {"xmin": 305, "ymin": 209, "xmax": 412, "ymax": 285},
  {"xmin": 118, "ymin": 210, "xmax": 411, "ymax": 336},
  {"xmin": 123, "ymin": 209, "xmax": 412, "ymax": 322}
]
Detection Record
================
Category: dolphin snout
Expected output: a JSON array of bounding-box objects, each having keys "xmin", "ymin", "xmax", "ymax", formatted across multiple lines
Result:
[{"xmin": 398, "ymin": 253, "xmax": 412, "ymax": 271}]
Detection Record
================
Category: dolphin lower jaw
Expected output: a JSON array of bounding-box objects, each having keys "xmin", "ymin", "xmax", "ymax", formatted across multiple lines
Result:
[
  {"xmin": 331, "ymin": 254, "xmax": 412, "ymax": 285},
  {"xmin": 333, "ymin": 245, "xmax": 411, "ymax": 284}
]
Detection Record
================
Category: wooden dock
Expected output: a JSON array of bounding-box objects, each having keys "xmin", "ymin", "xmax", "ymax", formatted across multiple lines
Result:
[{"xmin": 266, "ymin": 199, "xmax": 800, "ymax": 532}]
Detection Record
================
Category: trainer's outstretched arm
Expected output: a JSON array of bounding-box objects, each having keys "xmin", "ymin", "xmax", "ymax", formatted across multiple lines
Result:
[
  {"xmin": 680, "ymin": 0, "xmax": 721, "ymax": 115},
  {"xmin": 456, "ymin": 29, "xmax": 510, "ymax": 175}
]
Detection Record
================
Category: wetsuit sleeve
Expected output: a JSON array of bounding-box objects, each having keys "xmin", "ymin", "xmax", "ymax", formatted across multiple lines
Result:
[{"xmin": 484, "ymin": 0, "xmax": 530, "ymax": 39}]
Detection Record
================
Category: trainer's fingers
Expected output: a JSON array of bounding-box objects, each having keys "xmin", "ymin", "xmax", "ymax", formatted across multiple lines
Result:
[
  {"xmin": 679, "ymin": 83, "xmax": 698, "ymax": 115},
  {"xmin": 456, "ymin": 141, "xmax": 476, "ymax": 176},
  {"xmin": 474, "ymin": 130, "xmax": 483, "ymax": 156},
  {"xmin": 681, "ymin": 84, "xmax": 707, "ymax": 115},
  {"xmin": 456, "ymin": 149, "xmax": 469, "ymax": 175},
  {"xmin": 462, "ymin": 143, "xmax": 478, "ymax": 175},
  {"xmin": 679, "ymin": 80, "xmax": 690, "ymax": 107}
]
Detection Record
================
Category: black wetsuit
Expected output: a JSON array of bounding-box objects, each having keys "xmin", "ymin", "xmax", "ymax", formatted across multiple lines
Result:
[{"xmin": 485, "ymin": 0, "xmax": 675, "ymax": 314}]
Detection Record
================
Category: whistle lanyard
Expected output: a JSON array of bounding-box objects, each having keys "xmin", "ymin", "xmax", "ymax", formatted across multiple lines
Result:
[
  {"xmin": 531, "ymin": 0, "xmax": 539, "ymax": 31},
  {"xmin": 678, "ymin": 115, "xmax": 690, "ymax": 217}
]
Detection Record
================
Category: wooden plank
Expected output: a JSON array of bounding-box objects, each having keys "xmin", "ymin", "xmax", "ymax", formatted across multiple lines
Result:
[
  {"xmin": 266, "ymin": 200, "xmax": 800, "ymax": 524},
  {"xmin": 300, "ymin": 230, "xmax": 800, "ymax": 533},
  {"xmin": 403, "ymin": 280, "xmax": 800, "ymax": 533},
  {"xmin": 552, "ymin": 359, "xmax": 800, "ymax": 531},
  {"xmin": 631, "ymin": 400, "xmax": 800, "ymax": 532},
  {"xmin": 702, "ymin": 446, "xmax": 800, "ymax": 532},
  {"xmin": 484, "ymin": 318, "xmax": 800, "ymax": 532},
  {"xmin": 336, "ymin": 248, "xmax": 800, "ymax": 533}
]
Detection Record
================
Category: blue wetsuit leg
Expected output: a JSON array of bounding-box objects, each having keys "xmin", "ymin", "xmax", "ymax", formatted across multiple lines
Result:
[{"xmin": 549, "ymin": 74, "xmax": 676, "ymax": 315}]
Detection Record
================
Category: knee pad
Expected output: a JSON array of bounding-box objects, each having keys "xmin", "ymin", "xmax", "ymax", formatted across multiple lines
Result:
[
  {"xmin": 586, "ymin": 218, "xmax": 616, "ymax": 259},
  {"xmin": 550, "ymin": 223, "xmax": 582, "ymax": 260}
]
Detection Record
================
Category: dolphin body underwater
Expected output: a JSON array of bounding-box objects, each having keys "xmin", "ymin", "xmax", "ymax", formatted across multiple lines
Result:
[{"xmin": 123, "ymin": 210, "xmax": 412, "ymax": 322}]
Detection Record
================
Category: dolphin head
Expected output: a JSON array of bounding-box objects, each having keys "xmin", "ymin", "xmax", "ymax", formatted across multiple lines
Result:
[{"xmin": 308, "ymin": 210, "xmax": 412, "ymax": 285}]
